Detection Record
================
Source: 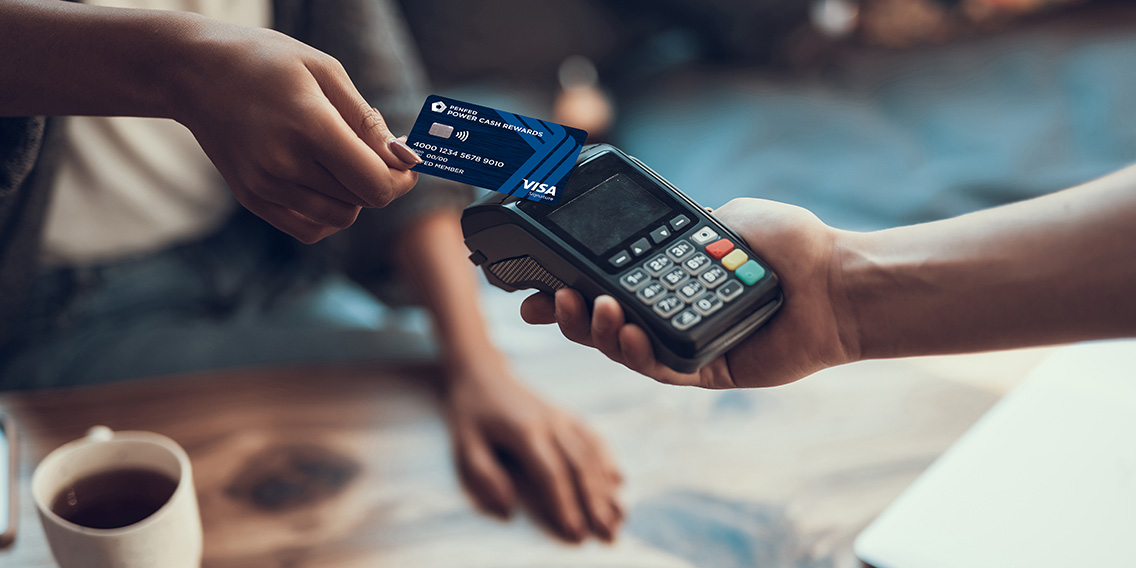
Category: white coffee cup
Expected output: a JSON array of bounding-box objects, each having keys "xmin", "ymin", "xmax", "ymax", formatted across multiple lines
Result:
[{"xmin": 31, "ymin": 426, "xmax": 203, "ymax": 568}]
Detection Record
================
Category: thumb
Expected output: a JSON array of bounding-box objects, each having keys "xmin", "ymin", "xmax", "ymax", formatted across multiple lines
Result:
[
  {"xmin": 308, "ymin": 57, "xmax": 416, "ymax": 170},
  {"xmin": 455, "ymin": 430, "xmax": 516, "ymax": 519}
]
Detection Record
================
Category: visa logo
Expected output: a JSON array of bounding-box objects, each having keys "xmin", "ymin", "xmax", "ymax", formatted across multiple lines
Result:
[{"xmin": 522, "ymin": 179, "xmax": 556, "ymax": 196}]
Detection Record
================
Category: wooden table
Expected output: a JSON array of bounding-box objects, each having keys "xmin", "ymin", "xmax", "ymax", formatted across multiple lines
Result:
[{"xmin": 0, "ymin": 292, "xmax": 1056, "ymax": 567}]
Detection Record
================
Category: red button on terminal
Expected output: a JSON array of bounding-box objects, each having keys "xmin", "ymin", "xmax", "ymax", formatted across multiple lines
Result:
[{"xmin": 705, "ymin": 239, "xmax": 734, "ymax": 259}]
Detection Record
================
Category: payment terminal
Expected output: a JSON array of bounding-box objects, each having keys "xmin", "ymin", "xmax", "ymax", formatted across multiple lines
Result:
[{"xmin": 461, "ymin": 144, "xmax": 782, "ymax": 373}]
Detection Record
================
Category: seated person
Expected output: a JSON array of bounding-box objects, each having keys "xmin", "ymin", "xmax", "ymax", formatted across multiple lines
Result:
[{"xmin": 0, "ymin": 0, "xmax": 621, "ymax": 542}]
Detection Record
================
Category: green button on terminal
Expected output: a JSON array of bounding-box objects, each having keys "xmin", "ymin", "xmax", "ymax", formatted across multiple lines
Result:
[{"xmin": 735, "ymin": 260, "xmax": 766, "ymax": 285}]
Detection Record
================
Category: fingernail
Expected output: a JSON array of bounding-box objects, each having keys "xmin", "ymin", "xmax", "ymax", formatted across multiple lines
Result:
[{"xmin": 388, "ymin": 136, "xmax": 422, "ymax": 166}]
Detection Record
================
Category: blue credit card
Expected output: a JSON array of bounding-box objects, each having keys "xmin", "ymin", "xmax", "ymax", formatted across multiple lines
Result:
[{"xmin": 406, "ymin": 95, "xmax": 588, "ymax": 204}]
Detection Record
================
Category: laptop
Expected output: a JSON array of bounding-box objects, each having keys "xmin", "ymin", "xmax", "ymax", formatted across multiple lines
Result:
[{"xmin": 855, "ymin": 339, "xmax": 1136, "ymax": 568}]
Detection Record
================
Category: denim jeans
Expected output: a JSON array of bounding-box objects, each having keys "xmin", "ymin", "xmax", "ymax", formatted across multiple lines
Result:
[{"xmin": 0, "ymin": 216, "xmax": 435, "ymax": 390}]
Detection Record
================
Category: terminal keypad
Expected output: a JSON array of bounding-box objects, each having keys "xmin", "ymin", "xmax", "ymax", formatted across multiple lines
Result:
[{"xmin": 618, "ymin": 225, "xmax": 768, "ymax": 331}]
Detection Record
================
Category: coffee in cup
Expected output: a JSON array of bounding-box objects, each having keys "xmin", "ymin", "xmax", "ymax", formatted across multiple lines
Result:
[{"xmin": 32, "ymin": 426, "xmax": 202, "ymax": 568}]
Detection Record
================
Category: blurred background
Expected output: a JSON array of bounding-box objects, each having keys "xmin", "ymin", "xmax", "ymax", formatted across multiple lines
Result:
[{"xmin": 399, "ymin": 0, "xmax": 1136, "ymax": 230}]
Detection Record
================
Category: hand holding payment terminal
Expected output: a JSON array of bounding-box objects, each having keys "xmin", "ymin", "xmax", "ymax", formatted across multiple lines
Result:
[{"xmin": 461, "ymin": 144, "xmax": 783, "ymax": 373}]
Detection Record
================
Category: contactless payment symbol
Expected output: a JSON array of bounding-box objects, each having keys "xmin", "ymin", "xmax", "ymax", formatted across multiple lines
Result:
[{"xmin": 405, "ymin": 95, "xmax": 588, "ymax": 204}]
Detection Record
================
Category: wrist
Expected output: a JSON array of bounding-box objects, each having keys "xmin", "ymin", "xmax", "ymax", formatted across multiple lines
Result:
[
  {"xmin": 153, "ymin": 12, "xmax": 213, "ymax": 124},
  {"xmin": 162, "ymin": 13, "xmax": 262, "ymax": 127},
  {"xmin": 828, "ymin": 228, "xmax": 873, "ymax": 364},
  {"xmin": 835, "ymin": 225, "xmax": 946, "ymax": 362}
]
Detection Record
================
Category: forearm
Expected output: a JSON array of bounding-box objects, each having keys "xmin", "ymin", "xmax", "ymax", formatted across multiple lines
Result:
[
  {"xmin": 394, "ymin": 210, "xmax": 506, "ymax": 375},
  {"xmin": 841, "ymin": 164, "xmax": 1136, "ymax": 360},
  {"xmin": 0, "ymin": 0, "xmax": 203, "ymax": 118}
]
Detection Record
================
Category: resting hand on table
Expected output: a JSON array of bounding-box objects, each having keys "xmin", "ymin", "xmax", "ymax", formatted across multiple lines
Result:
[
  {"xmin": 442, "ymin": 358, "xmax": 624, "ymax": 542},
  {"xmin": 397, "ymin": 211, "xmax": 625, "ymax": 542},
  {"xmin": 521, "ymin": 198, "xmax": 857, "ymax": 389}
]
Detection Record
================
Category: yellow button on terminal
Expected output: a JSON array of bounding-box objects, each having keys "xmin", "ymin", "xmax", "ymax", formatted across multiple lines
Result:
[{"xmin": 721, "ymin": 249, "xmax": 748, "ymax": 271}]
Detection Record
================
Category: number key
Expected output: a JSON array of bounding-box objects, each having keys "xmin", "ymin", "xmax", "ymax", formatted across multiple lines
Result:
[
  {"xmin": 645, "ymin": 254, "xmax": 672, "ymax": 275},
  {"xmin": 653, "ymin": 295, "xmax": 684, "ymax": 318},
  {"xmin": 693, "ymin": 293, "xmax": 723, "ymax": 316},
  {"xmin": 699, "ymin": 265, "xmax": 728, "ymax": 289},
  {"xmin": 620, "ymin": 268, "xmax": 650, "ymax": 292},
  {"xmin": 678, "ymin": 280, "xmax": 705, "ymax": 300},
  {"xmin": 637, "ymin": 281, "xmax": 665, "ymax": 304},
  {"xmin": 666, "ymin": 240, "xmax": 695, "ymax": 262},
  {"xmin": 683, "ymin": 253, "xmax": 711, "ymax": 275},
  {"xmin": 661, "ymin": 267, "xmax": 690, "ymax": 289}
]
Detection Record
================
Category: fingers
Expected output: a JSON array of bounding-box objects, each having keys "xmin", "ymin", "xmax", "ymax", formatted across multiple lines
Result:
[
  {"xmin": 537, "ymin": 288, "xmax": 709, "ymax": 387},
  {"xmin": 297, "ymin": 162, "xmax": 372, "ymax": 207},
  {"xmin": 314, "ymin": 107, "xmax": 418, "ymax": 208},
  {"xmin": 319, "ymin": 122, "xmax": 419, "ymax": 208},
  {"xmin": 554, "ymin": 288, "xmax": 595, "ymax": 347},
  {"xmin": 590, "ymin": 295, "xmax": 626, "ymax": 362},
  {"xmin": 617, "ymin": 325, "xmax": 703, "ymax": 387},
  {"xmin": 520, "ymin": 292, "xmax": 557, "ymax": 324},
  {"xmin": 551, "ymin": 290, "xmax": 679, "ymax": 384},
  {"xmin": 258, "ymin": 179, "xmax": 361, "ymax": 230},
  {"xmin": 390, "ymin": 133, "xmax": 423, "ymax": 168},
  {"xmin": 586, "ymin": 424, "xmax": 625, "ymax": 486},
  {"xmin": 455, "ymin": 430, "xmax": 516, "ymax": 519},
  {"xmin": 518, "ymin": 435, "xmax": 588, "ymax": 542},
  {"xmin": 303, "ymin": 58, "xmax": 418, "ymax": 208},
  {"xmin": 230, "ymin": 186, "xmax": 337, "ymax": 244},
  {"xmin": 557, "ymin": 424, "xmax": 624, "ymax": 542},
  {"xmin": 305, "ymin": 56, "xmax": 407, "ymax": 170},
  {"xmin": 617, "ymin": 324, "xmax": 657, "ymax": 376}
]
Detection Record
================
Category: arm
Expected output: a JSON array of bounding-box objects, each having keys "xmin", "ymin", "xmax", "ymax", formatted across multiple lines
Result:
[
  {"xmin": 0, "ymin": 0, "xmax": 419, "ymax": 243},
  {"xmin": 392, "ymin": 210, "xmax": 624, "ymax": 542},
  {"xmin": 0, "ymin": 0, "xmax": 189, "ymax": 118},
  {"xmin": 391, "ymin": 210, "xmax": 506, "ymax": 379},
  {"xmin": 844, "ymin": 163, "xmax": 1136, "ymax": 359},
  {"xmin": 523, "ymin": 164, "xmax": 1136, "ymax": 388}
]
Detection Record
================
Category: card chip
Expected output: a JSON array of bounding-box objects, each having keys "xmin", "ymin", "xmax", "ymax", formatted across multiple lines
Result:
[{"xmin": 428, "ymin": 122, "xmax": 454, "ymax": 138}]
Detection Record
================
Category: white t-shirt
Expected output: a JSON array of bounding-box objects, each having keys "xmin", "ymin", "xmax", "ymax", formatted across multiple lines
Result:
[{"xmin": 42, "ymin": 0, "xmax": 272, "ymax": 266}]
